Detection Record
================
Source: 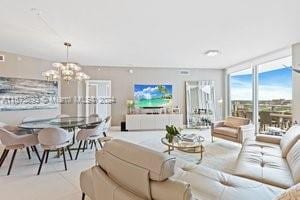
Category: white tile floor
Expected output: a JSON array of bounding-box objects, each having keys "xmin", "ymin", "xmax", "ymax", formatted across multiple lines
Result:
[{"xmin": 0, "ymin": 128, "xmax": 241, "ymax": 200}]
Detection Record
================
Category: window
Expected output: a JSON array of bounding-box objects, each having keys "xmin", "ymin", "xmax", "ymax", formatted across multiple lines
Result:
[
  {"xmin": 228, "ymin": 56, "xmax": 293, "ymax": 132},
  {"xmin": 230, "ymin": 68, "xmax": 253, "ymax": 121},
  {"xmin": 258, "ymin": 57, "xmax": 292, "ymax": 131}
]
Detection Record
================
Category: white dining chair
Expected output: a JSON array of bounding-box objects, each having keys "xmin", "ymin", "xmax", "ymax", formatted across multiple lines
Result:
[
  {"xmin": 75, "ymin": 122, "xmax": 105, "ymax": 160},
  {"xmin": 0, "ymin": 128, "xmax": 40, "ymax": 175},
  {"xmin": 37, "ymin": 127, "xmax": 73, "ymax": 175}
]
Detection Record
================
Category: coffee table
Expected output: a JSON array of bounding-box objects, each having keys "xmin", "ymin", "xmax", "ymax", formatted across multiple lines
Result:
[{"xmin": 161, "ymin": 135, "xmax": 205, "ymax": 164}]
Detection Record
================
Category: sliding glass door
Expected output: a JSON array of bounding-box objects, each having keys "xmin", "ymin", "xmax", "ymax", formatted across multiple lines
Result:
[
  {"xmin": 258, "ymin": 57, "xmax": 292, "ymax": 131},
  {"xmin": 228, "ymin": 56, "xmax": 292, "ymax": 132},
  {"xmin": 229, "ymin": 68, "xmax": 253, "ymax": 121}
]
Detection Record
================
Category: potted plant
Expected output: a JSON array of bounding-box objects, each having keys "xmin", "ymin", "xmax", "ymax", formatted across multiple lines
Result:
[{"xmin": 166, "ymin": 125, "xmax": 181, "ymax": 143}]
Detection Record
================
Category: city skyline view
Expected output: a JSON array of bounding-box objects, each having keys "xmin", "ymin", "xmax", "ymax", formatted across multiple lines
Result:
[{"xmin": 231, "ymin": 66, "xmax": 292, "ymax": 101}]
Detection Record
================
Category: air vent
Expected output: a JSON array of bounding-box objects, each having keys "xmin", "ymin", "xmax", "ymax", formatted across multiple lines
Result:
[
  {"xmin": 0, "ymin": 55, "xmax": 4, "ymax": 62},
  {"xmin": 178, "ymin": 70, "xmax": 191, "ymax": 75}
]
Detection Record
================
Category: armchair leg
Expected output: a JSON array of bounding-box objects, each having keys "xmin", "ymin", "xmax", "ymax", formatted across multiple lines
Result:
[
  {"xmin": 26, "ymin": 147, "xmax": 31, "ymax": 160},
  {"xmin": 62, "ymin": 148, "xmax": 67, "ymax": 171},
  {"xmin": 82, "ymin": 193, "xmax": 85, "ymax": 200},
  {"xmin": 0, "ymin": 149, "xmax": 9, "ymax": 168},
  {"xmin": 75, "ymin": 141, "xmax": 82, "ymax": 160},
  {"xmin": 37, "ymin": 150, "xmax": 47, "ymax": 175},
  {"xmin": 7, "ymin": 149, "xmax": 17, "ymax": 176}
]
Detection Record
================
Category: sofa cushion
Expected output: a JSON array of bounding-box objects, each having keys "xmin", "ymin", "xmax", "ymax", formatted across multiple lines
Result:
[
  {"xmin": 97, "ymin": 139, "xmax": 176, "ymax": 181},
  {"xmin": 173, "ymin": 165, "xmax": 283, "ymax": 200},
  {"xmin": 242, "ymin": 139, "xmax": 282, "ymax": 157},
  {"xmin": 274, "ymin": 183, "xmax": 300, "ymax": 200},
  {"xmin": 286, "ymin": 141, "xmax": 300, "ymax": 184},
  {"xmin": 280, "ymin": 126, "xmax": 300, "ymax": 158},
  {"xmin": 213, "ymin": 127, "xmax": 239, "ymax": 138},
  {"xmin": 224, "ymin": 116, "xmax": 249, "ymax": 128},
  {"xmin": 234, "ymin": 140, "xmax": 294, "ymax": 189}
]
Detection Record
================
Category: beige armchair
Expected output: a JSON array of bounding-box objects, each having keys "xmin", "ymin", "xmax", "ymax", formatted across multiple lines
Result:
[
  {"xmin": 0, "ymin": 127, "xmax": 40, "ymax": 175},
  {"xmin": 80, "ymin": 139, "xmax": 192, "ymax": 200},
  {"xmin": 211, "ymin": 116, "xmax": 255, "ymax": 144}
]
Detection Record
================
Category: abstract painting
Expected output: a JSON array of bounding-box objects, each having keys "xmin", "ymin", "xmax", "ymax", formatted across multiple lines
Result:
[{"xmin": 0, "ymin": 77, "xmax": 58, "ymax": 111}]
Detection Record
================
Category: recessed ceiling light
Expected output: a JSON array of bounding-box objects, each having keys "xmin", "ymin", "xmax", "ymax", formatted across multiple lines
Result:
[{"xmin": 204, "ymin": 50, "xmax": 220, "ymax": 57}]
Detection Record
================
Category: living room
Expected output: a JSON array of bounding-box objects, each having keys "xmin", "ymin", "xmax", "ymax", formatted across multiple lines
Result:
[{"xmin": 0, "ymin": 1, "xmax": 300, "ymax": 200}]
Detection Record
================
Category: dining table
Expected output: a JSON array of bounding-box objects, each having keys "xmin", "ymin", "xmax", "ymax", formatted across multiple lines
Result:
[
  {"xmin": 18, "ymin": 116, "xmax": 103, "ymax": 155},
  {"xmin": 18, "ymin": 116, "xmax": 102, "ymax": 130}
]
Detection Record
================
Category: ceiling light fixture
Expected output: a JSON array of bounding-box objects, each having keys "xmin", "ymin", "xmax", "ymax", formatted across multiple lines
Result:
[
  {"xmin": 204, "ymin": 50, "xmax": 220, "ymax": 57},
  {"xmin": 42, "ymin": 42, "xmax": 90, "ymax": 83}
]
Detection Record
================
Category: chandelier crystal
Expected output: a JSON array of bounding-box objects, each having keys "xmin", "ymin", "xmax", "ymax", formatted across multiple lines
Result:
[{"xmin": 42, "ymin": 42, "xmax": 90, "ymax": 82}]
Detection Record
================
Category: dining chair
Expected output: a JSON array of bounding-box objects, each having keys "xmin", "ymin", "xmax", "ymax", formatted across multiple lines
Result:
[
  {"xmin": 0, "ymin": 128, "xmax": 40, "ymax": 175},
  {"xmin": 0, "ymin": 122, "xmax": 28, "ymax": 135},
  {"xmin": 37, "ymin": 127, "xmax": 73, "ymax": 175},
  {"xmin": 0, "ymin": 121, "xmax": 36, "ymax": 155},
  {"xmin": 75, "ymin": 122, "xmax": 105, "ymax": 160},
  {"xmin": 102, "ymin": 116, "xmax": 111, "ymax": 137},
  {"xmin": 89, "ymin": 114, "xmax": 99, "ymax": 118},
  {"xmin": 56, "ymin": 114, "xmax": 70, "ymax": 118}
]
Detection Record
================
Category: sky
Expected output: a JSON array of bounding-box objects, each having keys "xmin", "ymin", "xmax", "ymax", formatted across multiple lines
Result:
[
  {"xmin": 134, "ymin": 84, "xmax": 172, "ymax": 100},
  {"xmin": 231, "ymin": 66, "xmax": 292, "ymax": 101}
]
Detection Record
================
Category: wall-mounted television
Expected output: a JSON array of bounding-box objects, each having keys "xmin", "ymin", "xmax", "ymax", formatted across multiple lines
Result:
[{"xmin": 134, "ymin": 84, "xmax": 173, "ymax": 108}]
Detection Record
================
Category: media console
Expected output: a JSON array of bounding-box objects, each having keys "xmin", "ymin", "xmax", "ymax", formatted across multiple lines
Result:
[{"xmin": 126, "ymin": 114, "xmax": 183, "ymax": 131}]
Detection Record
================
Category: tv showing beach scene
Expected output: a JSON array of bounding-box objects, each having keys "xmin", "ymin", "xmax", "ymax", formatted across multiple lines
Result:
[{"xmin": 134, "ymin": 84, "xmax": 173, "ymax": 108}]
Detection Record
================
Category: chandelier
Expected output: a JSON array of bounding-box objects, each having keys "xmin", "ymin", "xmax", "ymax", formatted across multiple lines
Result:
[{"xmin": 42, "ymin": 42, "xmax": 90, "ymax": 82}]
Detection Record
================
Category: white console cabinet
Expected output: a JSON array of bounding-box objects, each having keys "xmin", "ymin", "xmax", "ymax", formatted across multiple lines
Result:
[{"xmin": 126, "ymin": 114, "xmax": 183, "ymax": 130}]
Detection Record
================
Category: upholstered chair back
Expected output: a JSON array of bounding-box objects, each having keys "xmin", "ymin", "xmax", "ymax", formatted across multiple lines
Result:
[
  {"xmin": 0, "ymin": 128, "xmax": 19, "ymax": 146},
  {"xmin": 56, "ymin": 114, "xmax": 70, "ymax": 118},
  {"xmin": 89, "ymin": 114, "xmax": 99, "ymax": 118},
  {"xmin": 224, "ymin": 116, "xmax": 250, "ymax": 128},
  {"xmin": 38, "ymin": 127, "xmax": 72, "ymax": 149},
  {"xmin": 94, "ymin": 139, "xmax": 192, "ymax": 200},
  {"xmin": 76, "ymin": 121, "xmax": 105, "ymax": 141},
  {"xmin": 0, "ymin": 127, "xmax": 39, "ymax": 148}
]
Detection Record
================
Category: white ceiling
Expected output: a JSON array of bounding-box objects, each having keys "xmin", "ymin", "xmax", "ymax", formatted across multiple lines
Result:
[{"xmin": 0, "ymin": 0, "xmax": 299, "ymax": 69}]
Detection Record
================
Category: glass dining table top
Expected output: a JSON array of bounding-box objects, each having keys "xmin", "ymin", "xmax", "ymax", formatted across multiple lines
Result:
[{"xmin": 18, "ymin": 116, "xmax": 102, "ymax": 129}]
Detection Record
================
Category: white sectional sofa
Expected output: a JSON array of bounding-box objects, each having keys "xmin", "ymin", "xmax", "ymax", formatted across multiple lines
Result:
[{"xmin": 80, "ymin": 126, "xmax": 300, "ymax": 200}]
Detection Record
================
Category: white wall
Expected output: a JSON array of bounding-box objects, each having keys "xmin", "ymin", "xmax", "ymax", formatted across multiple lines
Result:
[
  {"xmin": 61, "ymin": 66, "xmax": 225, "ymax": 126},
  {"xmin": 0, "ymin": 51, "xmax": 60, "ymax": 124},
  {"xmin": 292, "ymin": 43, "xmax": 300, "ymax": 122}
]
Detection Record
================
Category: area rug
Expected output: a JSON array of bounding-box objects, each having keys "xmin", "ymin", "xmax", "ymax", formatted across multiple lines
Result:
[{"xmin": 110, "ymin": 128, "xmax": 241, "ymax": 174}]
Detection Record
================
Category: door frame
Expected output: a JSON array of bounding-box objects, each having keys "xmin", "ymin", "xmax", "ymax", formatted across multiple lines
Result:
[{"xmin": 85, "ymin": 80, "xmax": 112, "ymax": 118}]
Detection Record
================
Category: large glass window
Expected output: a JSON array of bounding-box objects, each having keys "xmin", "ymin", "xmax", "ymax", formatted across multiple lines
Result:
[
  {"xmin": 228, "ymin": 56, "xmax": 293, "ymax": 132},
  {"xmin": 230, "ymin": 68, "xmax": 253, "ymax": 121},
  {"xmin": 258, "ymin": 57, "xmax": 292, "ymax": 131}
]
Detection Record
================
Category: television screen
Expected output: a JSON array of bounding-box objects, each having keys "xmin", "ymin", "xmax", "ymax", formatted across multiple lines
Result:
[{"xmin": 134, "ymin": 84, "xmax": 173, "ymax": 108}]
